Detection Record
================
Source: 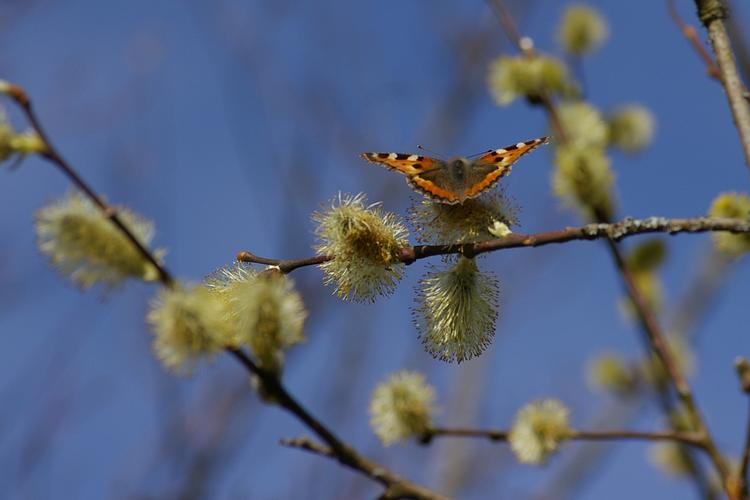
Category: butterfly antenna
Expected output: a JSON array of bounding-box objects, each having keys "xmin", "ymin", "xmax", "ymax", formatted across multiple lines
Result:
[
  {"xmin": 467, "ymin": 148, "xmax": 493, "ymax": 159},
  {"xmin": 417, "ymin": 144, "xmax": 444, "ymax": 160}
]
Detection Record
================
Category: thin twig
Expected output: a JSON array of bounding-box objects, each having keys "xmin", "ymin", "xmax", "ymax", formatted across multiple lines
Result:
[
  {"xmin": 2, "ymin": 83, "xmax": 444, "ymax": 500},
  {"xmin": 3, "ymin": 83, "xmax": 175, "ymax": 287},
  {"xmin": 421, "ymin": 427, "xmax": 704, "ymax": 448},
  {"xmin": 535, "ymin": 248, "xmax": 735, "ymax": 500},
  {"xmin": 278, "ymin": 436, "xmax": 447, "ymax": 499},
  {"xmin": 693, "ymin": 0, "xmax": 750, "ymax": 171},
  {"xmin": 237, "ymin": 216, "xmax": 750, "ymax": 272},
  {"xmin": 485, "ymin": 2, "xmax": 734, "ymax": 494},
  {"xmin": 741, "ymin": 405, "xmax": 750, "ymax": 499},
  {"xmin": 228, "ymin": 350, "xmax": 445, "ymax": 500},
  {"xmin": 486, "ymin": 0, "xmax": 530, "ymax": 55},
  {"xmin": 736, "ymin": 357, "xmax": 750, "ymax": 497},
  {"xmin": 602, "ymin": 239, "xmax": 730, "ymax": 484},
  {"xmin": 668, "ymin": 0, "xmax": 722, "ymax": 80}
]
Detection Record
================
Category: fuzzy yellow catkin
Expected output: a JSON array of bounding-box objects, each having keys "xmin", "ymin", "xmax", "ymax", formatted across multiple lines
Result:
[
  {"xmin": 558, "ymin": 5, "xmax": 609, "ymax": 56},
  {"xmin": 649, "ymin": 442, "xmax": 694, "ymax": 478},
  {"xmin": 206, "ymin": 263, "xmax": 307, "ymax": 373},
  {"xmin": 147, "ymin": 284, "xmax": 235, "ymax": 373},
  {"xmin": 625, "ymin": 238, "xmax": 667, "ymax": 273},
  {"xmin": 709, "ymin": 192, "xmax": 750, "ymax": 256},
  {"xmin": 587, "ymin": 353, "xmax": 636, "ymax": 394},
  {"xmin": 509, "ymin": 399, "xmax": 572, "ymax": 465},
  {"xmin": 409, "ymin": 192, "xmax": 518, "ymax": 245},
  {"xmin": 488, "ymin": 54, "xmax": 570, "ymax": 106},
  {"xmin": 369, "ymin": 370, "xmax": 436, "ymax": 446},
  {"xmin": 607, "ymin": 105, "xmax": 656, "ymax": 153},
  {"xmin": 551, "ymin": 101, "xmax": 615, "ymax": 219},
  {"xmin": 415, "ymin": 256, "xmax": 499, "ymax": 363},
  {"xmin": 552, "ymin": 146, "xmax": 614, "ymax": 219},
  {"xmin": 313, "ymin": 193, "xmax": 409, "ymax": 302},
  {"xmin": 35, "ymin": 190, "xmax": 163, "ymax": 288},
  {"xmin": 641, "ymin": 335, "xmax": 695, "ymax": 386},
  {"xmin": 0, "ymin": 106, "xmax": 45, "ymax": 163},
  {"xmin": 0, "ymin": 112, "xmax": 16, "ymax": 162},
  {"xmin": 557, "ymin": 101, "xmax": 609, "ymax": 150}
]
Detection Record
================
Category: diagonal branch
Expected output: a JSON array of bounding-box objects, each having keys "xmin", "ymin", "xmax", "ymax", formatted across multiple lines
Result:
[
  {"xmin": 669, "ymin": 0, "xmax": 722, "ymax": 80},
  {"xmin": 237, "ymin": 216, "xmax": 750, "ymax": 273},
  {"xmin": 1, "ymin": 82, "xmax": 444, "ymax": 500},
  {"xmin": 2, "ymin": 82, "xmax": 175, "ymax": 287},
  {"xmin": 735, "ymin": 357, "xmax": 750, "ymax": 497},
  {"xmin": 230, "ymin": 351, "xmax": 446, "ymax": 500},
  {"xmin": 485, "ymin": 3, "xmax": 734, "ymax": 495},
  {"xmin": 279, "ymin": 437, "xmax": 447, "ymax": 500}
]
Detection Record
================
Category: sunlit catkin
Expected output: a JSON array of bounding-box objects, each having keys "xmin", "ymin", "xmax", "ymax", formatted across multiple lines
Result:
[
  {"xmin": 147, "ymin": 284, "xmax": 234, "ymax": 373},
  {"xmin": 709, "ymin": 192, "xmax": 750, "ymax": 256},
  {"xmin": 415, "ymin": 256, "xmax": 499, "ymax": 363},
  {"xmin": 607, "ymin": 104, "xmax": 656, "ymax": 154},
  {"xmin": 488, "ymin": 54, "xmax": 571, "ymax": 106},
  {"xmin": 313, "ymin": 193, "xmax": 408, "ymax": 302},
  {"xmin": 369, "ymin": 370, "xmax": 436, "ymax": 446},
  {"xmin": 35, "ymin": 191, "xmax": 162, "ymax": 288},
  {"xmin": 587, "ymin": 353, "xmax": 637, "ymax": 395},
  {"xmin": 0, "ymin": 106, "xmax": 45, "ymax": 164},
  {"xmin": 206, "ymin": 263, "xmax": 306, "ymax": 372},
  {"xmin": 558, "ymin": 5, "xmax": 608, "ymax": 56},
  {"xmin": 509, "ymin": 399, "xmax": 571, "ymax": 465},
  {"xmin": 409, "ymin": 192, "xmax": 518, "ymax": 244}
]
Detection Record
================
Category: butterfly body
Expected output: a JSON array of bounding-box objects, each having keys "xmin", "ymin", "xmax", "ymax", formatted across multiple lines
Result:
[{"xmin": 362, "ymin": 136, "xmax": 549, "ymax": 204}]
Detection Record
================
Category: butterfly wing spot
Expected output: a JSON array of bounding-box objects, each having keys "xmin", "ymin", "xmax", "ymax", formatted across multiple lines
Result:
[
  {"xmin": 477, "ymin": 136, "xmax": 549, "ymax": 168},
  {"xmin": 463, "ymin": 136, "xmax": 549, "ymax": 198},
  {"xmin": 361, "ymin": 152, "xmax": 435, "ymax": 175}
]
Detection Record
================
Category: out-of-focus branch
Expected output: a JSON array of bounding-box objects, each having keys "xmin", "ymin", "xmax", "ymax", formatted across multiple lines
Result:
[
  {"xmin": 2, "ymin": 82, "xmax": 175, "ymax": 287},
  {"xmin": 736, "ymin": 357, "xmax": 750, "ymax": 498},
  {"xmin": 275, "ymin": 433, "xmax": 446, "ymax": 500},
  {"xmin": 669, "ymin": 0, "xmax": 722, "ymax": 80},
  {"xmin": 535, "ymin": 247, "xmax": 736, "ymax": 500},
  {"xmin": 1, "ymin": 82, "xmax": 444, "ymax": 500},
  {"xmin": 237, "ymin": 216, "xmax": 750, "ymax": 273},
  {"xmin": 484, "ymin": 3, "xmax": 734, "ymax": 495},
  {"xmin": 420, "ymin": 427, "xmax": 704, "ymax": 448},
  {"xmin": 229, "ymin": 350, "xmax": 445, "ymax": 499},
  {"xmin": 692, "ymin": 0, "xmax": 750, "ymax": 171},
  {"xmin": 670, "ymin": 248, "xmax": 736, "ymax": 340},
  {"xmin": 600, "ymin": 238, "xmax": 731, "ymax": 491},
  {"xmin": 724, "ymin": 0, "xmax": 750, "ymax": 89}
]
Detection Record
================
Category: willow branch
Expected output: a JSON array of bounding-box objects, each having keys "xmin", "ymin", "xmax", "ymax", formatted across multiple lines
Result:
[
  {"xmin": 237, "ymin": 216, "xmax": 750, "ymax": 272},
  {"xmin": 485, "ymin": 3, "xmax": 733, "ymax": 494},
  {"xmin": 669, "ymin": 0, "xmax": 722, "ymax": 80},
  {"xmin": 741, "ymin": 401, "xmax": 750, "ymax": 500},
  {"xmin": 693, "ymin": 0, "xmax": 750, "ymax": 171},
  {"xmin": 2, "ymin": 82, "xmax": 442, "ymax": 500},
  {"xmin": 736, "ymin": 357, "xmax": 750, "ymax": 497},
  {"xmin": 421, "ymin": 427, "xmax": 704, "ymax": 448},
  {"xmin": 2, "ymin": 83, "xmax": 175, "ymax": 287},
  {"xmin": 279, "ymin": 437, "xmax": 447, "ymax": 499},
  {"xmin": 602, "ymin": 238, "xmax": 732, "ymax": 486}
]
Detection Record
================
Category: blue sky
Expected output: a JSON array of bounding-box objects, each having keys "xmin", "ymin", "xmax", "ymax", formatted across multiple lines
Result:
[{"xmin": 1, "ymin": 1, "xmax": 749, "ymax": 498}]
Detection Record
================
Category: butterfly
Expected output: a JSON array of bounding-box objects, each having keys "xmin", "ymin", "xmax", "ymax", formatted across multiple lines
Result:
[{"xmin": 361, "ymin": 136, "xmax": 549, "ymax": 204}]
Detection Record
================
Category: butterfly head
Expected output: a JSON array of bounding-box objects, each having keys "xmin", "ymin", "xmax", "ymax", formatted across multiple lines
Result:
[{"xmin": 448, "ymin": 157, "xmax": 470, "ymax": 175}]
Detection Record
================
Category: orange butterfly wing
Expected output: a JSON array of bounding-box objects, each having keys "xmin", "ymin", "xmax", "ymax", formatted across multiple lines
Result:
[
  {"xmin": 360, "ymin": 152, "xmax": 437, "ymax": 176},
  {"xmin": 361, "ymin": 152, "xmax": 462, "ymax": 202},
  {"xmin": 464, "ymin": 136, "xmax": 550, "ymax": 198}
]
